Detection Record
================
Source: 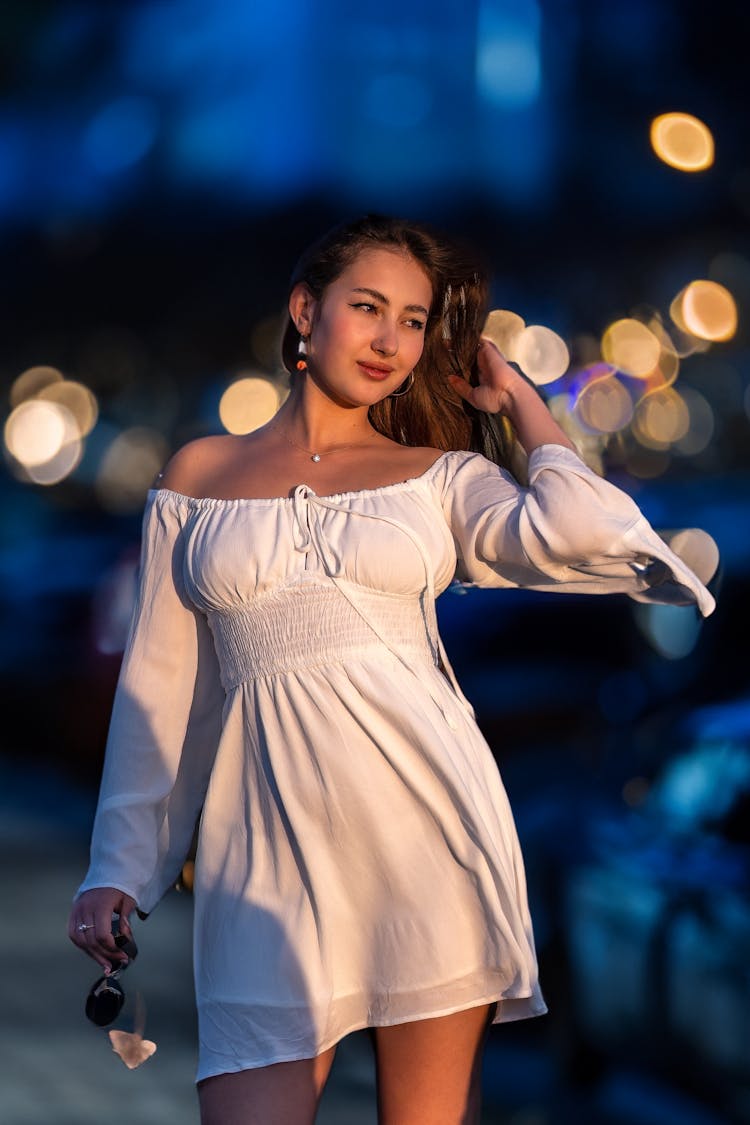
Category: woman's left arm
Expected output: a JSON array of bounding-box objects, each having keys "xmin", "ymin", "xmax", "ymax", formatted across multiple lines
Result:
[
  {"xmin": 442, "ymin": 448, "xmax": 716, "ymax": 616},
  {"xmin": 445, "ymin": 338, "xmax": 717, "ymax": 616}
]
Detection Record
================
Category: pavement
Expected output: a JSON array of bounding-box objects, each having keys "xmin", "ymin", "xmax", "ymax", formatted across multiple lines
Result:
[{"xmin": 0, "ymin": 760, "xmax": 515, "ymax": 1125}]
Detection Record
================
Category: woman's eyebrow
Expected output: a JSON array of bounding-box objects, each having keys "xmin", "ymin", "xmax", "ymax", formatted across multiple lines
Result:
[{"xmin": 350, "ymin": 287, "xmax": 429, "ymax": 317}]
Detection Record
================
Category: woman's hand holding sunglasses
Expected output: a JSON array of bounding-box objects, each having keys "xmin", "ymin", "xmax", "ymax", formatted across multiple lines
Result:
[{"xmin": 68, "ymin": 886, "xmax": 138, "ymax": 973}]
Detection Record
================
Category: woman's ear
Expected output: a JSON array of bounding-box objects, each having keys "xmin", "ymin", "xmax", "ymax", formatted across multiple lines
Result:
[{"xmin": 289, "ymin": 283, "xmax": 316, "ymax": 337}]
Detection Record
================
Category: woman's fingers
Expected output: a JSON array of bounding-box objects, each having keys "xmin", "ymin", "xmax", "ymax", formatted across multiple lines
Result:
[
  {"xmin": 447, "ymin": 373, "xmax": 473, "ymax": 402},
  {"xmin": 69, "ymin": 889, "xmax": 136, "ymax": 971},
  {"xmin": 116, "ymin": 899, "xmax": 135, "ymax": 940},
  {"xmin": 447, "ymin": 373, "xmax": 505, "ymax": 415},
  {"xmin": 447, "ymin": 338, "xmax": 524, "ymax": 414},
  {"xmin": 478, "ymin": 337, "xmax": 516, "ymax": 383}
]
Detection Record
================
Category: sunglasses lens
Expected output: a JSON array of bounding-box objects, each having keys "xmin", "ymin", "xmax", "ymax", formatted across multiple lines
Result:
[{"xmin": 85, "ymin": 976, "xmax": 125, "ymax": 1027}]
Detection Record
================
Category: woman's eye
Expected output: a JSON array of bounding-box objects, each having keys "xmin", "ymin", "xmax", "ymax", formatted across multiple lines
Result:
[
  {"xmin": 351, "ymin": 302, "xmax": 376, "ymax": 313},
  {"xmin": 406, "ymin": 318, "xmax": 425, "ymax": 331}
]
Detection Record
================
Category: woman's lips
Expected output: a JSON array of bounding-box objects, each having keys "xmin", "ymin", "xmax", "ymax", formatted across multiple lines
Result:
[{"xmin": 357, "ymin": 361, "xmax": 395, "ymax": 381}]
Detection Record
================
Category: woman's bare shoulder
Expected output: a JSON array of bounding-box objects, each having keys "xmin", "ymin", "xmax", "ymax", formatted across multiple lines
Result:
[
  {"xmin": 392, "ymin": 443, "xmax": 448, "ymax": 476},
  {"xmin": 155, "ymin": 434, "xmax": 243, "ymax": 496}
]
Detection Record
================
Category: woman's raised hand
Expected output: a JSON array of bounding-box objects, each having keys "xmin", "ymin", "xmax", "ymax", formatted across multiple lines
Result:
[
  {"xmin": 448, "ymin": 336, "xmax": 577, "ymax": 454},
  {"xmin": 68, "ymin": 887, "xmax": 137, "ymax": 973},
  {"xmin": 447, "ymin": 337, "xmax": 526, "ymax": 415}
]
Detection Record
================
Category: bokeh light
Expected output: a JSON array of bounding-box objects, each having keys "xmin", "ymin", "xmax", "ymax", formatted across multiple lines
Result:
[
  {"xmin": 637, "ymin": 602, "xmax": 706, "ymax": 660},
  {"xmin": 513, "ymin": 325, "xmax": 570, "ymax": 385},
  {"xmin": 482, "ymin": 309, "xmax": 526, "ymax": 360},
  {"xmin": 601, "ymin": 318, "xmax": 661, "ymax": 377},
  {"xmin": 650, "ymin": 112, "xmax": 714, "ymax": 172},
  {"xmin": 634, "ymin": 528, "xmax": 718, "ymax": 660},
  {"xmin": 663, "ymin": 318, "xmax": 711, "ymax": 359},
  {"xmin": 5, "ymin": 366, "xmax": 101, "ymax": 487},
  {"xmin": 38, "ymin": 379, "xmax": 99, "ymax": 437},
  {"xmin": 633, "ymin": 386, "xmax": 690, "ymax": 449},
  {"xmin": 219, "ymin": 376, "xmax": 280, "ymax": 434},
  {"xmin": 10, "ymin": 365, "xmax": 64, "ymax": 408},
  {"xmin": 645, "ymin": 318, "xmax": 681, "ymax": 385},
  {"xmin": 673, "ymin": 280, "xmax": 738, "ymax": 342},
  {"xmin": 574, "ymin": 369, "xmax": 634, "ymax": 433},
  {"xmin": 664, "ymin": 528, "xmax": 721, "ymax": 589},
  {"xmin": 25, "ymin": 434, "xmax": 84, "ymax": 486},
  {"xmin": 4, "ymin": 399, "xmax": 74, "ymax": 467},
  {"xmin": 547, "ymin": 391, "xmax": 606, "ymax": 473}
]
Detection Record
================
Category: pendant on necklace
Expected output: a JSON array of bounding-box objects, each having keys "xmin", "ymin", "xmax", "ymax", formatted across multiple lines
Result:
[{"xmin": 311, "ymin": 453, "xmax": 321, "ymax": 463}]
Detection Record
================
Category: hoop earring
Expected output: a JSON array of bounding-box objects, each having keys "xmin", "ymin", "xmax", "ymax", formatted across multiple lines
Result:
[
  {"xmin": 296, "ymin": 336, "xmax": 308, "ymax": 371},
  {"xmin": 389, "ymin": 371, "xmax": 414, "ymax": 398}
]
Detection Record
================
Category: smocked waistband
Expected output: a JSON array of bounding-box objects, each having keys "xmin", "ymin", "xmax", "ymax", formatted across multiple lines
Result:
[{"xmin": 206, "ymin": 583, "xmax": 433, "ymax": 689}]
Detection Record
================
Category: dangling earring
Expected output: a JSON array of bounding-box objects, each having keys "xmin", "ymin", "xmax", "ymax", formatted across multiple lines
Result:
[
  {"xmin": 296, "ymin": 336, "xmax": 308, "ymax": 371},
  {"xmin": 389, "ymin": 371, "xmax": 414, "ymax": 398}
]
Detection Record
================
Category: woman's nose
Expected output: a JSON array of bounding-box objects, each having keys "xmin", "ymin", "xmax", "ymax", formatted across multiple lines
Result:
[{"xmin": 372, "ymin": 321, "xmax": 398, "ymax": 356}]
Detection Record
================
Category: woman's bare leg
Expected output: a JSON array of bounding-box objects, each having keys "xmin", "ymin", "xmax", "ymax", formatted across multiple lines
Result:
[
  {"xmin": 198, "ymin": 1044, "xmax": 337, "ymax": 1125},
  {"xmin": 372, "ymin": 1003, "xmax": 496, "ymax": 1125}
]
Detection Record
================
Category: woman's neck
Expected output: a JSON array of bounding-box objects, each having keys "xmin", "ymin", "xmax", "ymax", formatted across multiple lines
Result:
[{"xmin": 273, "ymin": 383, "xmax": 378, "ymax": 453}]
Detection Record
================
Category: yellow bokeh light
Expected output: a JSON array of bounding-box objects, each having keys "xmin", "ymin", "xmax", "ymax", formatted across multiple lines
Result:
[
  {"xmin": 4, "ymin": 399, "xmax": 76, "ymax": 467},
  {"xmin": 219, "ymin": 377, "xmax": 280, "ymax": 434},
  {"xmin": 513, "ymin": 325, "xmax": 570, "ymax": 385},
  {"xmin": 482, "ymin": 309, "xmax": 526, "ymax": 360},
  {"xmin": 10, "ymin": 365, "xmax": 65, "ymax": 408},
  {"xmin": 38, "ymin": 379, "xmax": 99, "ymax": 437},
  {"xmin": 633, "ymin": 387, "xmax": 690, "ymax": 448},
  {"xmin": 650, "ymin": 112, "xmax": 714, "ymax": 172},
  {"xmin": 676, "ymin": 280, "xmax": 737, "ymax": 342},
  {"xmin": 575, "ymin": 373, "xmax": 634, "ymax": 433},
  {"xmin": 601, "ymin": 319, "xmax": 662, "ymax": 378}
]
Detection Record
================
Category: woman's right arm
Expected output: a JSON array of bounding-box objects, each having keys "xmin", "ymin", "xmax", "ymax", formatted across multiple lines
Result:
[{"xmin": 68, "ymin": 488, "xmax": 225, "ymax": 971}]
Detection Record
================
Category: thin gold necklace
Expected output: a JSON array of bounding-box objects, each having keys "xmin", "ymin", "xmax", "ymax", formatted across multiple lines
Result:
[{"xmin": 276, "ymin": 424, "xmax": 375, "ymax": 464}]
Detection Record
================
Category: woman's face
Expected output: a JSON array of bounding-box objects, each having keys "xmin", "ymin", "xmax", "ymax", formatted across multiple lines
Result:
[{"xmin": 293, "ymin": 247, "xmax": 433, "ymax": 408}]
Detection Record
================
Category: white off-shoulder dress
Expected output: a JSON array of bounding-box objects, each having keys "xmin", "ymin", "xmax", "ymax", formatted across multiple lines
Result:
[{"xmin": 77, "ymin": 445, "xmax": 715, "ymax": 1080}]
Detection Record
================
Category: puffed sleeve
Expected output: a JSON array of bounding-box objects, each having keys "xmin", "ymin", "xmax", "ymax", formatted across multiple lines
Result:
[
  {"xmin": 75, "ymin": 490, "xmax": 225, "ymax": 914},
  {"xmin": 441, "ymin": 445, "xmax": 716, "ymax": 616}
]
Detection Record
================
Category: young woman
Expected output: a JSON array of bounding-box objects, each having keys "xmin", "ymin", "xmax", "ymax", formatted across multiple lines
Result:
[{"xmin": 69, "ymin": 214, "xmax": 715, "ymax": 1125}]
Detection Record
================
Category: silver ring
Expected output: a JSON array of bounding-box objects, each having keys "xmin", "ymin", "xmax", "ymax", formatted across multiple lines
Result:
[{"xmin": 77, "ymin": 923, "xmax": 94, "ymax": 933}]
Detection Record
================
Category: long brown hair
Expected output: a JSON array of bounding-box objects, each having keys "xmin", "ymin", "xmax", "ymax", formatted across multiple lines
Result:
[{"xmin": 281, "ymin": 214, "xmax": 517, "ymax": 470}]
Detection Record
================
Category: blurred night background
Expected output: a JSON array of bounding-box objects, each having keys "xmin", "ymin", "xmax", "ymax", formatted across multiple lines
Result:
[{"xmin": 1, "ymin": 1, "xmax": 750, "ymax": 1123}]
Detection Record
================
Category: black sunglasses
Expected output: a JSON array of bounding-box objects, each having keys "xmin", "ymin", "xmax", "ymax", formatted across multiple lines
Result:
[{"xmin": 85, "ymin": 933, "xmax": 139, "ymax": 1027}]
